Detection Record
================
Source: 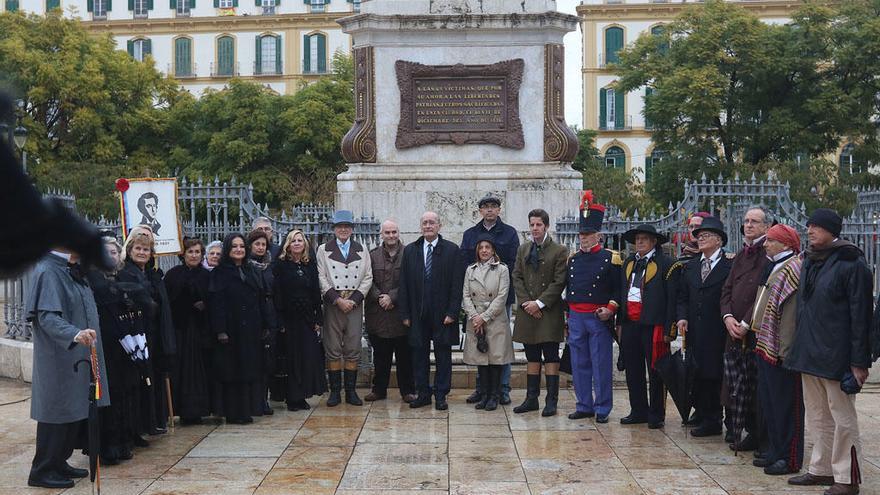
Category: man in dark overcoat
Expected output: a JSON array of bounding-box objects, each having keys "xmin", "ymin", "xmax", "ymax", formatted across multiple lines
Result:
[
  {"xmin": 399, "ymin": 211, "xmax": 463, "ymax": 410},
  {"xmin": 618, "ymin": 224, "xmax": 675, "ymax": 429},
  {"xmin": 26, "ymin": 250, "xmax": 110, "ymax": 489},
  {"xmin": 720, "ymin": 206, "xmax": 770, "ymax": 449},
  {"xmin": 676, "ymin": 216, "xmax": 733, "ymax": 437},
  {"xmin": 459, "ymin": 194, "xmax": 520, "ymax": 405},
  {"xmin": 364, "ymin": 219, "xmax": 416, "ymax": 403}
]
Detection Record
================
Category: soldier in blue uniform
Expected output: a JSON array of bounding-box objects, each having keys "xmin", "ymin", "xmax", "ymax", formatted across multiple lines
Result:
[{"xmin": 566, "ymin": 192, "xmax": 621, "ymax": 423}]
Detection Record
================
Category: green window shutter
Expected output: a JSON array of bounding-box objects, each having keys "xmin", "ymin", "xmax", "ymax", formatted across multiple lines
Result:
[
  {"xmin": 127, "ymin": 0, "xmax": 133, "ymax": 9},
  {"xmin": 255, "ymin": 0, "xmax": 259, "ymax": 5},
  {"xmin": 213, "ymin": 0, "xmax": 218, "ymax": 6},
  {"xmin": 106, "ymin": 0, "xmax": 111, "ymax": 10},
  {"xmin": 303, "ymin": 34, "xmax": 311, "ymax": 72},
  {"xmin": 170, "ymin": 0, "xmax": 175, "ymax": 8},
  {"xmin": 644, "ymin": 87, "xmax": 653, "ymax": 129},
  {"xmin": 144, "ymin": 38, "xmax": 151, "ymax": 55},
  {"xmin": 175, "ymin": 38, "xmax": 191, "ymax": 76},
  {"xmin": 317, "ymin": 34, "xmax": 326, "ymax": 73},
  {"xmin": 189, "ymin": 0, "xmax": 193, "ymax": 7},
  {"xmin": 87, "ymin": 0, "xmax": 94, "ymax": 11},
  {"xmin": 127, "ymin": 39, "xmax": 134, "ymax": 56},
  {"xmin": 645, "ymin": 156, "xmax": 652, "ymax": 182},
  {"xmin": 6, "ymin": 0, "xmax": 18, "ymax": 11},
  {"xmin": 232, "ymin": 0, "xmax": 237, "ymax": 6},
  {"xmin": 275, "ymin": 35, "xmax": 282, "ymax": 74},
  {"xmin": 599, "ymin": 88, "xmax": 607, "ymax": 130},
  {"xmin": 218, "ymin": 37, "xmax": 233, "ymax": 75},
  {"xmin": 147, "ymin": 0, "xmax": 153, "ymax": 9},
  {"xmin": 614, "ymin": 89, "xmax": 625, "ymax": 129},
  {"xmin": 255, "ymin": 36, "xmax": 262, "ymax": 74},
  {"xmin": 605, "ymin": 27, "xmax": 623, "ymax": 65},
  {"xmin": 46, "ymin": 0, "xmax": 59, "ymax": 9}
]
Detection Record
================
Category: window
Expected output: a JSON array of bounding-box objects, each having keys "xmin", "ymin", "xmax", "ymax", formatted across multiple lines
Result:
[
  {"xmin": 260, "ymin": 0, "xmax": 274, "ymax": 15},
  {"xmin": 605, "ymin": 146, "xmax": 625, "ymax": 169},
  {"xmin": 216, "ymin": 36, "xmax": 234, "ymax": 76},
  {"xmin": 127, "ymin": 38, "xmax": 151, "ymax": 62},
  {"xmin": 87, "ymin": 0, "xmax": 111, "ymax": 17},
  {"xmin": 132, "ymin": 0, "xmax": 151, "ymax": 17},
  {"xmin": 303, "ymin": 33, "xmax": 326, "ymax": 73},
  {"xmin": 599, "ymin": 87, "xmax": 625, "ymax": 130},
  {"xmin": 651, "ymin": 25, "xmax": 668, "ymax": 54},
  {"xmin": 348, "ymin": 0, "xmax": 359, "ymax": 12},
  {"xmin": 645, "ymin": 149, "xmax": 666, "ymax": 183},
  {"xmin": 309, "ymin": 0, "xmax": 325, "ymax": 12},
  {"xmin": 5, "ymin": 0, "xmax": 19, "ymax": 12},
  {"xmin": 175, "ymin": 37, "xmax": 193, "ymax": 77},
  {"xmin": 839, "ymin": 144, "xmax": 862, "ymax": 176},
  {"xmin": 604, "ymin": 26, "xmax": 624, "ymax": 66},
  {"xmin": 216, "ymin": 0, "xmax": 233, "ymax": 7},
  {"xmin": 255, "ymin": 34, "xmax": 281, "ymax": 75},
  {"xmin": 46, "ymin": 0, "xmax": 60, "ymax": 10},
  {"xmin": 644, "ymin": 87, "xmax": 654, "ymax": 129},
  {"xmin": 175, "ymin": 0, "xmax": 191, "ymax": 16}
]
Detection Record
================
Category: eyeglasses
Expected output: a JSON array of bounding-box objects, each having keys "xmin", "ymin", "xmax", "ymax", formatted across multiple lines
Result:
[{"xmin": 696, "ymin": 233, "xmax": 719, "ymax": 240}]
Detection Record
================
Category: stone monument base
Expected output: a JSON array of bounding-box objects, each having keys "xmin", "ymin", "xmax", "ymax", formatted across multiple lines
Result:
[{"xmin": 337, "ymin": 162, "xmax": 582, "ymax": 242}]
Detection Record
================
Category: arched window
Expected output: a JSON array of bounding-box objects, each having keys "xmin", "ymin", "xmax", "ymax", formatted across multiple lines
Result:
[
  {"xmin": 605, "ymin": 146, "xmax": 626, "ymax": 169},
  {"xmin": 127, "ymin": 38, "xmax": 151, "ymax": 62},
  {"xmin": 174, "ymin": 37, "xmax": 193, "ymax": 77},
  {"xmin": 255, "ymin": 34, "xmax": 281, "ymax": 75},
  {"xmin": 645, "ymin": 149, "xmax": 666, "ymax": 183},
  {"xmin": 650, "ymin": 24, "xmax": 668, "ymax": 54},
  {"xmin": 216, "ymin": 36, "xmax": 235, "ymax": 76},
  {"xmin": 303, "ymin": 32, "xmax": 327, "ymax": 74},
  {"xmin": 599, "ymin": 87, "xmax": 625, "ymax": 130},
  {"xmin": 604, "ymin": 26, "xmax": 624, "ymax": 66}
]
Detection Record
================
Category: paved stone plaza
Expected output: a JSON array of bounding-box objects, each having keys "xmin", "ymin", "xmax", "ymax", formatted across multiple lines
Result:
[{"xmin": 1, "ymin": 378, "xmax": 879, "ymax": 495}]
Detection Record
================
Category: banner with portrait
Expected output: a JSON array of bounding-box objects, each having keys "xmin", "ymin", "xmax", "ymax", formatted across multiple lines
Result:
[{"xmin": 118, "ymin": 178, "xmax": 183, "ymax": 256}]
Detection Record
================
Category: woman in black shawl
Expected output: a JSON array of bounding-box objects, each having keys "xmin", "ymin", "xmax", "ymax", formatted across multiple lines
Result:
[
  {"xmin": 246, "ymin": 230, "xmax": 279, "ymax": 416},
  {"xmin": 273, "ymin": 229, "xmax": 327, "ymax": 411},
  {"xmin": 209, "ymin": 233, "xmax": 271, "ymax": 424},
  {"xmin": 117, "ymin": 226, "xmax": 177, "ymax": 435},
  {"xmin": 86, "ymin": 236, "xmax": 148, "ymax": 463},
  {"xmin": 164, "ymin": 237, "xmax": 212, "ymax": 424}
]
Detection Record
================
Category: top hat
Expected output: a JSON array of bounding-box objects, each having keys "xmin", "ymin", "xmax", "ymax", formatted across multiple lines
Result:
[
  {"xmin": 692, "ymin": 216, "xmax": 727, "ymax": 246},
  {"xmin": 623, "ymin": 224, "xmax": 668, "ymax": 245},
  {"xmin": 478, "ymin": 194, "xmax": 502, "ymax": 208},
  {"xmin": 331, "ymin": 210, "xmax": 355, "ymax": 227},
  {"xmin": 578, "ymin": 190, "xmax": 605, "ymax": 234}
]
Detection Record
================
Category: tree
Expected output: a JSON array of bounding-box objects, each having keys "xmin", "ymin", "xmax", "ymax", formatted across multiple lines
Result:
[{"xmin": 0, "ymin": 10, "xmax": 180, "ymax": 217}]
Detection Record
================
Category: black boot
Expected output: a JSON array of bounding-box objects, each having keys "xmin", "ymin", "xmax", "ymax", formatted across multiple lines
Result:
[
  {"xmin": 476, "ymin": 366, "xmax": 491, "ymax": 410},
  {"xmin": 326, "ymin": 370, "xmax": 342, "ymax": 407},
  {"xmin": 513, "ymin": 373, "xmax": 540, "ymax": 413},
  {"xmin": 344, "ymin": 369, "xmax": 363, "ymax": 406},
  {"xmin": 484, "ymin": 366, "xmax": 500, "ymax": 411},
  {"xmin": 542, "ymin": 374, "xmax": 559, "ymax": 417}
]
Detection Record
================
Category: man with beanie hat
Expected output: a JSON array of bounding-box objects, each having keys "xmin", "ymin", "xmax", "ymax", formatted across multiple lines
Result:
[
  {"xmin": 750, "ymin": 224, "xmax": 804, "ymax": 476},
  {"xmin": 786, "ymin": 209, "xmax": 872, "ymax": 495}
]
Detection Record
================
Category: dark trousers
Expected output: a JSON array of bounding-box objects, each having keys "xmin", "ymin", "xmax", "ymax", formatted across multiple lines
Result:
[
  {"xmin": 31, "ymin": 420, "xmax": 84, "ymax": 479},
  {"xmin": 621, "ymin": 322, "xmax": 666, "ymax": 422},
  {"xmin": 757, "ymin": 358, "xmax": 804, "ymax": 469},
  {"xmin": 412, "ymin": 323, "xmax": 452, "ymax": 401},
  {"xmin": 694, "ymin": 377, "xmax": 723, "ymax": 428},
  {"xmin": 368, "ymin": 334, "xmax": 415, "ymax": 397}
]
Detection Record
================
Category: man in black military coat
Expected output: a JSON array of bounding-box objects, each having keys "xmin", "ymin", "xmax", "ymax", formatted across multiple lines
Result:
[
  {"xmin": 676, "ymin": 216, "xmax": 733, "ymax": 437},
  {"xmin": 399, "ymin": 211, "xmax": 463, "ymax": 411},
  {"xmin": 617, "ymin": 224, "xmax": 675, "ymax": 429}
]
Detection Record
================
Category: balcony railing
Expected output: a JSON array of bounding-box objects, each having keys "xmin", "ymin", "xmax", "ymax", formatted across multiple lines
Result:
[
  {"xmin": 254, "ymin": 61, "xmax": 282, "ymax": 76},
  {"xmin": 168, "ymin": 62, "xmax": 199, "ymax": 79},
  {"xmin": 598, "ymin": 115, "xmax": 633, "ymax": 131},
  {"xmin": 211, "ymin": 61, "xmax": 240, "ymax": 77},
  {"xmin": 261, "ymin": 5, "xmax": 275, "ymax": 14},
  {"xmin": 598, "ymin": 53, "xmax": 621, "ymax": 69}
]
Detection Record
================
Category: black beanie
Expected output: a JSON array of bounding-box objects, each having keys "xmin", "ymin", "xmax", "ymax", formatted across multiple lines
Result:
[{"xmin": 807, "ymin": 208, "xmax": 842, "ymax": 238}]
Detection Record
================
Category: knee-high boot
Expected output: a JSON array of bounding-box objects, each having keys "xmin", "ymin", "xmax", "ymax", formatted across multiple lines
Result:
[
  {"xmin": 514, "ymin": 372, "xmax": 541, "ymax": 413},
  {"xmin": 484, "ymin": 365, "xmax": 501, "ymax": 411},
  {"xmin": 344, "ymin": 369, "xmax": 363, "ymax": 406},
  {"xmin": 326, "ymin": 371, "xmax": 342, "ymax": 407},
  {"xmin": 542, "ymin": 374, "xmax": 559, "ymax": 417},
  {"xmin": 475, "ymin": 365, "xmax": 491, "ymax": 410}
]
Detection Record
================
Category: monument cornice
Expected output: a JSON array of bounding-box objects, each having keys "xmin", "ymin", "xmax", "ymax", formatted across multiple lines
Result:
[
  {"xmin": 84, "ymin": 13, "xmax": 346, "ymax": 35},
  {"xmin": 338, "ymin": 11, "xmax": 578, "ymax": 34},
  {"xmin": 576, "ymin": 0, "xmax": 803, "ymax": 21}
]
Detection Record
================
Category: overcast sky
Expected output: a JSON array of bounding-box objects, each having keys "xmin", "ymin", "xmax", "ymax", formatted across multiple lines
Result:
[{"xmin": 558, "ymin": 0, "xmax": 584, "ymax": 129}]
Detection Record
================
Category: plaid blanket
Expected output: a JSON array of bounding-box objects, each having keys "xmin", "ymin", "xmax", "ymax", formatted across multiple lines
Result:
[{"xmin": 756, "ymin": 256, "xmax": 802, "ymax": 366}]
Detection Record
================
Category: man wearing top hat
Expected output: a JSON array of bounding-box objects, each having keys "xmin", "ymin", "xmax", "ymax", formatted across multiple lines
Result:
[
  {"xmin": 565, "ymin": 191, "xmax": 621, "ymax": 423},
  {"xmin": 675, "ymin": 216, "xmax": 734, "ymax": 437},
  {"xmin": 459, "ymin": 194, "xmax": 520, "ymax": 405},
  {"xmin": 617, "ymin": 224, "xmax": 675, "ymax": 429},
  {"xmin": 316, "ymin": 210, "xmax": 373, "ymax": 407}
]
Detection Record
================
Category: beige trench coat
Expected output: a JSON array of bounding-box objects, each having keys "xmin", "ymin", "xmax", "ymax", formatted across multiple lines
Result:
[{"xmin": 462, "ymin": 261, "xmax": 514, "ymax": 366}]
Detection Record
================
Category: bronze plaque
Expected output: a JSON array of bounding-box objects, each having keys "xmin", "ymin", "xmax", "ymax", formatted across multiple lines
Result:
[{"xmin": 395, "ymin": 59, "xmax": 525, "ymax": 150}]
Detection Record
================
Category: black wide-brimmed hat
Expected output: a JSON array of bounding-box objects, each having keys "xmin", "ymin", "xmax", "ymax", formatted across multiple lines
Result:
[
  {"xmin": 692, "ymin": 216, "xmax": 727, "ymax": 246},
  {"xmin": 623, "ymin": 224, "xmax": 668, "ymax": 245}
]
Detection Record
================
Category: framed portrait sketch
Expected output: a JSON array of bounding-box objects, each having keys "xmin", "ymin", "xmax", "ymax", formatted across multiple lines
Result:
[{"xmin": 119, "ymin": 178, "xmax": 183, "ymax": 256}]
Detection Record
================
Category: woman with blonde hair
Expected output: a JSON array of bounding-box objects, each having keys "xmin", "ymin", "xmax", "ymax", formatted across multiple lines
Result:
[{"xmin": 272, "ymin": 230, "xmax": 327, "ymax": 411}]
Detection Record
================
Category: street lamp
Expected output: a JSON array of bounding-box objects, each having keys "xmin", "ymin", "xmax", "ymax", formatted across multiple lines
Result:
[{"xmin": 13, "ymin": 125, "xmax": 28, "ymax": 173}]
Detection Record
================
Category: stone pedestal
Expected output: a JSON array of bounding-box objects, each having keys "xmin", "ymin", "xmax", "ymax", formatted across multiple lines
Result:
[{"xmin": 337, "ymin": 0, "xmax": 581, "ymax": 242}]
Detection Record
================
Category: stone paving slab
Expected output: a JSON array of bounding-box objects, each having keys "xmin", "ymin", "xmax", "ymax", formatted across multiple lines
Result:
[{"xmin": 2, "ymin": 378, "xmax": 880, "ymax": 494}]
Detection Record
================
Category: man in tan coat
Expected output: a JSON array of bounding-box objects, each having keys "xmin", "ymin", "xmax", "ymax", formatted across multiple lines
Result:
[
  {"xmin": 511, "ymin": 208, "xmax": 569, "ymax": 417},
  {"xmin": 316, "ymin": 210, "xmax": 373, "ymax": 406}
]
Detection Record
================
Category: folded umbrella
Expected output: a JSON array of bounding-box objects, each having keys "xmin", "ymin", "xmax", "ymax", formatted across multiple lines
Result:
[
  {"xmin": 74, "ymin": 344, "xmax": 102, "ymax": 495},
  {"xmin": 654, "ymin": 330, "xmax": 697, "ymax": 425}
]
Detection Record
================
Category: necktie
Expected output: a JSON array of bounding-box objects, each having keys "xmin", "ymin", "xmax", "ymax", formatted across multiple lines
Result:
[
  {"xmin": 631, "ymin": 257, "xmax": 648, "ymax": 288},
  {"xmin": 528, "ymin": 242, "xmax": 540, "ymax": 269},
  {"xmin": 425, "ymin": 243, "xmax": 433, "ymax": 282},
  {"xmin": 701, "ymin": 257, "xmax": 712, "ymax": 282}
]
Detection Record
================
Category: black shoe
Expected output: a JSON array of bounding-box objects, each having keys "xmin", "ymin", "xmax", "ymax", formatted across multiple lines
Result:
[
  {"xmin": 484, "ymin": 395, "xmax": 498, "ymax": 411},
  {"xmin": 295, "ymin": 399, "xmax": 310, "ymax": 410},
  {"xmin": 286, "ymin": 403, "xmax": 301, "ymax": 411},
  {"xmin": 514, "ymin": 374, "xmax": 541, "ymax": 414},
  {"xmin": 683, "ymin": 412, "xmax": 702, "ymax": 426},
  {"xmin": 435, "ymin": 398, "xmax": 448, "ymax": 411},
  {"xmin": 499, "ymin": 392, "xmax": 511, "ymax": 405},
  {"xmin": 133, "ymin": 436, "xmax": 150, "ymax": 447},
  {"xmin": 764, "ymin": 459, "xmax": 796, "ymax": 475},
  {"xmin": 100, "ymin": 456, "xmax": 120, "ymax": 466},
  {"xmin": 730, "ymin": 434, "xmax": 758, "ymax": 451},
  {"xmin": 118, "ymin": 449, "xmax": 133, "ymax": 461},
  {"xmin": 691, "ymin": 424, "xmax": 723, "ymax": 437},
  {"xmin": 754, "ymin": 450, "xmax": 767, "ymax": 459},
  {"xmin": 648, "ymin": 421, "xmax": 665, "ymax": 429},
  {"xmin": 326, "ymin": 370, "xmax": 342, "ymax": 407},
  {"xmin": 60, "ymin": 463, "xmax": 88, "ymax": 478},
  {"xmin": 596, "ymin": 414, "xmax": 609, "ymax": 424},
  {"xmin": 28, "ymin": 473, "xmax": 74, "ymax": 489},
  {"xmin": 753, "ymin": 457, "xmax": 773, "ymax": 468},
  {"xmin": 262, "ymin": 402, "xmax": 275, "ymax": 415},
  {"xmin": 465, "ymin": 390, "xmax": 483, "ymax": 404},
  {"xmin": 724, "ymin": 431, "xmax": 735, "ymax": 443},
  {"xmin": 344, "ymin": 369, "xmax": 363, "ymax": 406},
  {"xmin": 149, "ymin": 426, "xmax": 167, "ymax": 435},
  {"xmin": 620, "ymin": 415, "xmax": 649, "ymax": 425},
  {"xmin": 568, "ymin": 410, "xmax": 595, "ymax": 420},
  {"xmin": 409, "ymin": 396, "xmax": 431, "ymax": 408}
]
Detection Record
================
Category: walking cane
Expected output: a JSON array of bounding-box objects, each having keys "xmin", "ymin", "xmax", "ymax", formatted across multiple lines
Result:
[{"xmin": 165, "ymin": 374, "xmax": 175, "ymax": 432}]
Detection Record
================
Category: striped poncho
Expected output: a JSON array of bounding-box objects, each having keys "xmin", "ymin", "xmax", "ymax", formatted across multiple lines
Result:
[{"xmin": 756, "ymin": 256, "xmax": 802, "ymax": 365}]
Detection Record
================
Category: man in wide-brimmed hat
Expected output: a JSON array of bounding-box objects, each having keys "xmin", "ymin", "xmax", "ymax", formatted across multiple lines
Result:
[
  {"xmin": 316, "ymin": 210, "xmax": 373, "ymax": 407},
  {"xmin": 617, "ymin": 224, "xmax": 675, "ymax": 429},
  {"xmin": 676, "ymin": 216, "xmax": 734, "ymax": 437}
]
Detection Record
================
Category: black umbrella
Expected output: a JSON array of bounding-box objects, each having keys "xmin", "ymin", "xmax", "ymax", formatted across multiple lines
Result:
[
  {"xmin": 74, "ymin": 344, "xmax": 102, "ymax": 495},
  {"xmin": 723, "ymin": 339, "xmax": 757, "ymax": 455},
  {"xmin": 654, "ymin": 330, "xmax": 697, "ymax": 425}
]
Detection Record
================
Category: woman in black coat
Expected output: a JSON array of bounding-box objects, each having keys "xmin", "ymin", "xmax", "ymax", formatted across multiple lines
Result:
[
  {"xmin": 272, "ymin": 230, "xmax": 327, "ymax": 411},
  {"xmin": 118, "ymin": 227, "xmax": 177, "ymax": 435},
  {"xmin": 247, "ymin": 230, "xmax": 279, "ymax": 416},
  {"xmin": 164, "ymin": 237, "xmax": 212, "ymax": 424},
  {"xmin": 208, "ymin": 233, "xmax": 271, "ymax": 424}
]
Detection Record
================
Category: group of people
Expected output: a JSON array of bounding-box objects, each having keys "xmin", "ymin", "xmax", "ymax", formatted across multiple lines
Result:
[{"xmin": 25, "ymin": 193, "xmax": 875, "ymax": 495}]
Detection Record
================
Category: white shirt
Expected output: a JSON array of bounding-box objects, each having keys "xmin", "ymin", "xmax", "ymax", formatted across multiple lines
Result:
[
  {"xmin": 627, "ymin": 248, "xmax": 656, "ymax": 303},
  {"xmin": 532, "ymin": 232, "xmax": 550, "ymax": 308},
  {"xmin": 768, "ymin": 250, "xmax": 794, "ymax": 276},
  {"xmin": 423, "ymin": 237, "xmax": 438, "ymax": 264},
  {"xmin": 700, "ymin": 248, "xmax": 722, "ymax": 271}
]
